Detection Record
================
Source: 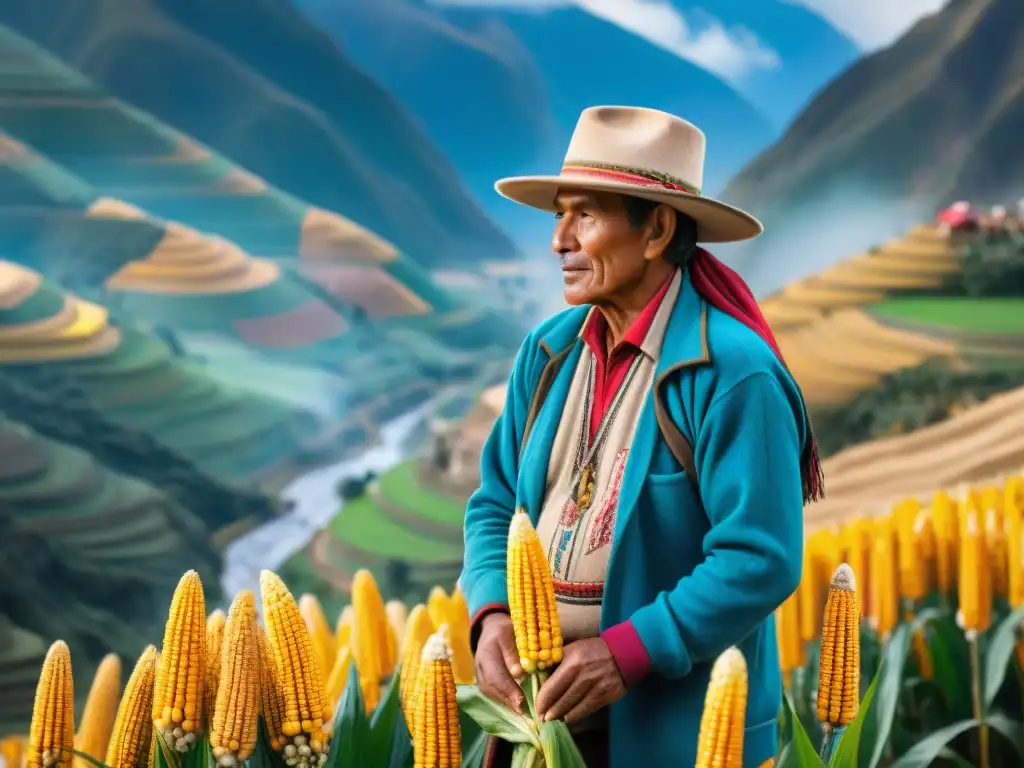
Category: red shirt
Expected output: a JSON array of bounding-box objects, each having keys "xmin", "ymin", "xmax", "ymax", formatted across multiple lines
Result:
[{"xmin": 579, "ymin": 273, "xmax": 676, "ymax": 442}]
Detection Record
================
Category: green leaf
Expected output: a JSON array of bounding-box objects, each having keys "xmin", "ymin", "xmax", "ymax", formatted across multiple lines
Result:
[
  {"xmin": 828, "ymin": 668, "xmax": 879, "ymax": 768},
  {"xmin": 778, "ymin": 695, "xmax": 826, "ymax": 768},
  {"xmin": 510, "ymin": 743, "xmax": 543, "ymax": 768},
  {"xmin": 461, "ymin": 731, "xmax": 489, "ymax": 768},
  {"xmin": 984, "ymin": 605, "xmax": 1024, "ymax": 708},
  {"xmin": 154, "ymin": 733, "xmax": 182, "ymax": 768},
  {"xmin": 888, "ymin": 719, "xmax": 979, "ymax": 768},
  {"xmin": 927, "ymin": 614, "xmax": 971, "ymax": 719},
  {"xmin": 987, "ymin": 712, "xmax": 1024, "ymax": 762},
  {"xmin": 327, "ymin": 661, "xmax": 371, "ymax": 768},
  {"xmin": 538, "ymin": 720, "xmax": 586, "ymax": 768},
  {"xmin": 73, "ymin": 751, "xmax": 111, "ymax": 768},
  {"xmin": 250, "ymin": 719, "xmax": 287, "ymax": 768},
  {"xmin": 181, "ymin": 733, "xmax": 211, "ymax": 768},
  {"xmin": 368, "ymin": 673, "xmax": 403, "ymax": 768},
  {"xmin": 385, "ymin": 715, "xmax": 413, "ymax": 768},
  {"xmin": 456, "ymin": 684, "xmax": 540, "ymax": 746},
  {"xmin": 859, "ymin": 617, "xmax": 921, "ymax": 768}
]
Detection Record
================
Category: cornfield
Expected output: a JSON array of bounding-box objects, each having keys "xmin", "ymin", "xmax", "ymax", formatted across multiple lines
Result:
[{"xmin": 5, "ymin": 478, "xmax": 1024, "ymax": 767}]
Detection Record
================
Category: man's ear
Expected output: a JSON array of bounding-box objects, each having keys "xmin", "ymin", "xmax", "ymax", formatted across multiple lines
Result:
[{"xmin": 644, "ymin": 205, "xmax": 677, "ymax": 261}]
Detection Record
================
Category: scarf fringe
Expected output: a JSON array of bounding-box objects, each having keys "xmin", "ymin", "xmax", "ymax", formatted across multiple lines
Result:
[{"xmin": 802, "ymin": 436, "xmax": 826, "ymax": 504}]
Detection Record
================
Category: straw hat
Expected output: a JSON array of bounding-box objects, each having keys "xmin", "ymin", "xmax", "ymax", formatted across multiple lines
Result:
[{"xmin": 495, "ymin": 106, "xmax": 762, "ymax": 243}]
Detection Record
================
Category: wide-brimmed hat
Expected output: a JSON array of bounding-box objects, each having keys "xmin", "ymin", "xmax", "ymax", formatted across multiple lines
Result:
[{"xmin": 495, "ymin": 106, "xmax": 762, "ymax": 243}]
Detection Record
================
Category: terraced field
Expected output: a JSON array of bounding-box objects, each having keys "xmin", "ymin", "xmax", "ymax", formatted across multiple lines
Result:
[{"xmin": 761, "ymin": 224, "xmax": 1024, "ymax": 408}]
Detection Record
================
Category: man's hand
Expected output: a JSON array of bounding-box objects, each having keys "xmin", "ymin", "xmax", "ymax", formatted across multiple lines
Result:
[
  {"xmin": 475, "ymin": 612, "xmax": 525, "ymax": 713},
  {"xmin": 535, "ymin": 637, "xmax": 626, "ymax": 724}
]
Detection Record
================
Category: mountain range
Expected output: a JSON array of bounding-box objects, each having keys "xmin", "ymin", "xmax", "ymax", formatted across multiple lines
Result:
[
  {"xmin": 295, "ymin": 0, "xmax": 860, "ymax": 245},
  {"xmin": 0, "ymin": 0, "xmax": 516, "ymax": 268},
  {"xmin": 719, "ymin": 0, "xmax": 1023, "ymax": 294}
]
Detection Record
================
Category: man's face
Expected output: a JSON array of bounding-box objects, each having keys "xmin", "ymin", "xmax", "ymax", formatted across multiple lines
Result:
[{"xmin": 551, "ymin": 189, "xmax": 650, "ymax": 306}]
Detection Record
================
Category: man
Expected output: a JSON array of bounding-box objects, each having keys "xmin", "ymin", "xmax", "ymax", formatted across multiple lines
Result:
[{"xmin": 460, "ymin": 106, "xmax": 821, "ymax": 768}]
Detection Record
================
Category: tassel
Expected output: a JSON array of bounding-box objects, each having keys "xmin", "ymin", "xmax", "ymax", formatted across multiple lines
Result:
[{"xmin": 802, "ymin": 434, "xmax": 826, "ymax": 504}]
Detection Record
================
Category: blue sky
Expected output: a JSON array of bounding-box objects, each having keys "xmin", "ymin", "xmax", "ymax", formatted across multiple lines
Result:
[{"xmin": 428, "ymin": 0, "xmax": 948, "ymax": 85}]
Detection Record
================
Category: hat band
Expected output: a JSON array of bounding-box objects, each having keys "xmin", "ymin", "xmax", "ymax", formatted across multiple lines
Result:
[{"xmin": 560, "ymin": 161, "xmax": 701, "ymax": 196}]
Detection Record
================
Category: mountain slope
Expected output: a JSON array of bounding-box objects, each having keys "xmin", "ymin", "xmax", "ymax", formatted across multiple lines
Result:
[
  {"xmin": 0, "ymin": 0, "xmax": 516, "ymax": 268},
  {"xmin": 719, "ymin": 0, "xmax": 1024, "ymax": 291},
  {"xmin": 298, "ymin": 0, "xmax": 777, "ymax": 241}
]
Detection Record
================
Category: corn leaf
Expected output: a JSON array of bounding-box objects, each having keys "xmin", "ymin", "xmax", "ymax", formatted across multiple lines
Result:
[
  {"xmin": 327, "ymin": 661, "xmax": 370, "ymax": 768},
  {"xmin": 778, "ymin": 694, "xmax": 825, "ymax": 768},
  {"xmin": 456, "ymin": 684, "xmax": 541, "ymax": 746},
  {"xmin": 926, "ymin": 614, "xmax": 971, "ymax": 719},
  {"xmin": 828, "ymin": 667, "xmax": 879, "ymax": 768},
  {"xmin": 368, "ymin": 673, "xmax": 403, "ymax": 768},
  {"xmin": 538, "ymin": 720, "xmax": 585, "ymax": 768},
  {"xmin": 462, "ymin": 731, "xmax": 489, "ymax": 768},
  {"xmin": 858, "ymin": 619, "xmax": 914, "ymax": 768},
  {"xmin": 154, "ymin": 733, "xmax": 181, "ymax": 768},
  {"xmin": 251, "ymin": 719, "xmax": 287, "ymax": 768},
  {"xmin": 73, "ymin": 750, "xmax": 111, "ymax": 768},
  {"xmin": 887, "ymin": 719, "xmax": 978, "ymax": 768},
  {"xmin": 511, "ymin": 743, "xmax": 543, "ymax": 768},
  {"xmin": 384, "ymin": 716, "xmax": 412, "ymax": 768},
  {"xmin": 987, "ymin": 712, "xmax": 1024, "ymax": 762},
  {"xmin": 983, "ymin": 604, "xmax": 1024, "ymax": 709},
  {"xmin": 180, "ymin": 733, "xmax": 211, "ymax": 768}
]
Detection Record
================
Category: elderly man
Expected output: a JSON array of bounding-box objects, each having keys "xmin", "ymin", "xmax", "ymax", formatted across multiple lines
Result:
[{"xmin": 460, "ymin": 106, "xmax": 821, "ymax": 768}]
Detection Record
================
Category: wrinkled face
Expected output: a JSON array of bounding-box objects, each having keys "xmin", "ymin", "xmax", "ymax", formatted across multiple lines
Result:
[{"xmin": 551, "ymin": 189, "xmax": 651, "ymax": 306}]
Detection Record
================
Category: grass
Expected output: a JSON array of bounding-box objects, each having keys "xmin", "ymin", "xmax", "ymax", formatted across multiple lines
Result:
[
  {"xmin": 376, "ymin": 460, "xmax": 465, "ymax": 527},
  {"xmin": 869, "ymin": 297, "xmax": 1024, "ymax": 333},
  {"xmin": 329, "ymin": 495, "xmax": 463, "ymax": 563}
]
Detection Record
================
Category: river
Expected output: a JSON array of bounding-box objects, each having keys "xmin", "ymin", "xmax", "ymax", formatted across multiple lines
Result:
[{"xmin": 219, "ymin": 403, "xmax": 435, "ymax": 601}]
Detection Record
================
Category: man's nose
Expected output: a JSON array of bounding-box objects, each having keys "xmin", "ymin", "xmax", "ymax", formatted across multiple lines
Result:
[{"xmin": 551, "ymin": 217, "xmax": 577, "ymax": 256}]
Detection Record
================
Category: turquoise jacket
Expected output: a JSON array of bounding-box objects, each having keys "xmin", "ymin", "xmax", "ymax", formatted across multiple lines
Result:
[{"xmin": 461, "ymin": 273, "xmax": 806, "ymax": 767}]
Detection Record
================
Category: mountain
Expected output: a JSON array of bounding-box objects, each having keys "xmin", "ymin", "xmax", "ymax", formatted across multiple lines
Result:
[
  {"xmin": 718, "ymin": 0, "xmax": 1023, "ymax": 294},
  {"xmin": 296, "ymin": 0, "xmax": 779, "ymax": 245},
  {"xmin": 0, "ymin": 0, "xmax": 516, "ymax": 268}
]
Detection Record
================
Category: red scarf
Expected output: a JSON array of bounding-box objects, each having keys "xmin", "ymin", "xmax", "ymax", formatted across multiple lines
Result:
[{"xmin": 689, "ymin": 248, "xmax": 825, "ymax": 503}]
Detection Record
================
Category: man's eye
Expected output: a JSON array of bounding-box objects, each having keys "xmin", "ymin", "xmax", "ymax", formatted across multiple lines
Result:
[{"xmin": 554, "ymin": 211, "xmax": 565, "ymax": 220}]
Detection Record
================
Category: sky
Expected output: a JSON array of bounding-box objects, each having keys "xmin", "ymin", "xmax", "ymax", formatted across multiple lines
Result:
[{"xmin": 431, "ymin": 0, "xmax": 949, "ymax": 82}]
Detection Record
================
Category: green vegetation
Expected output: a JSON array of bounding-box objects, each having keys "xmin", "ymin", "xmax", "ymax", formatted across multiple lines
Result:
[
  {"xmin": 377, "ymin": 460, "xmax": 465, "ymax": 526},
  {"xmin": 869, "ymin": 297, "xmax": 1024, "ymax": 333},
  {"xmin": 328, "ymin": 496, "xmax": 462, "ymax": 563}
]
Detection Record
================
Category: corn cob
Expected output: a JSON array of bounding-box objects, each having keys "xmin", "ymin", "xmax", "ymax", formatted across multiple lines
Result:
[
  {"xmin": 912, "ymin": 628, "xmax": 933, "ymax": 680},
  {"xmin": 400, "ymin": 605, "xmax": 437, "ymax": 727},
  {"xmin": 204, "ymin": 610, "xmax": 226, "ymax": 731},
  {"xmin": 412, "ymin": 632, "xmax": 461, "ymax": 768},
  {"xmin": 958, "ymin": 504, "xmax": 993, "ymax": 633},
  {"xmin": 1006, "ymin": 495, "xmax": 1024, "ymax": 607},
  {"xmin": 300, "ymin": 594, "xmax": 337, "ymax": 687},
  {"xmin": 985, "ymin": 507, "xmax": 1009, "ymax": 599},
  {"xmin": 256, "ymin": 627, "xmax": 287, "ymax": 752},
  {"xmin": 105, "ymin": 646, "xmax": 156, "ymax": 768},
  {"xmin": 444, "ymin": 588, "xmax": 475, "ymax": 685},
  {"xmin": 796, "ymin": 548, "xmax": 819, "ymax": 644},
  {"xmin": 351, "ymin": 569, "xmax": 391, "ymax": 711},
  {"xmin": 210, "ymin": 591, "xmax": 260, "ymax": 767},
  {"xmin": 260, "ymin": 570, "xmax": 331, "ymax": 768},
  {"xmin": 931, "ymin": 490, "xmax": 959, "ymax": 594},
  {"xmin": 868, "ymin": 522, "xmax": 898, "ymax": 638},
  {"xmin": 334, "ymin": 606, "xmax": 354, "ymax": 650},
  {"xmin": 817, "ymin": 564, "xmax": 860, "ymax": 726},
  {"xmin": 840, "ymin": 518, "xmax": 871, "ymax": 612},
  {"xmin": 775, "ymin": 590, "xmax": 803, "ymax": 689},
  {"xmin": 324, "ymin": 646, "xmax": 354, "ymax": 709},
  {"xmin": 695, "ymin": 647, "xmax": 747, "ymax": 768},
  {"xmin": 507, "ymin": 509, "xmax": 562, "ymax": 673},
  {"xmin": 1, "ymin": 736, "xmax": 24, "ymax": 768},
  {"xmin": 27, "ymin": 641, "xmax": 75, "ymax": 768},
  {"xmin": 152, "ymin": 570, "xmax": 207, "ymax": 751},
  {"xmin": 74, "ymin": 654, "xmax": 121, "ymax": 768},
  {"xmin": 385, "ymin": 601, "xmax": 406, "ymax": 675},
  {"xmin": 426, "ymin": 587, "xmax": 450, "ymax": 631}
]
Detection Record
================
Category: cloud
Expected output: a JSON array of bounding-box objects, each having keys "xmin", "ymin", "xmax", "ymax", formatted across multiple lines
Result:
[
  {"xmin": 780, "ymin": 0, "xmax": 948, "ymax": 49},
  {"xmin": 428, "ymin": 0, "xmax": 781, "ymax": 83}
]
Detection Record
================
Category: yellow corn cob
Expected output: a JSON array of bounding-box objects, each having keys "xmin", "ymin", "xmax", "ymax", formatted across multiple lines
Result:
[
  {"xmin": 385, "ymin": 601, "xmax": 407, "ymax": 675},
  {"xmin": 256, "ymin": 627, "xmax": 287, "ymax": 752},
  {"xmin": 74, "ymin": 653, "xmax": 122, "ymax": 768},
  {"xmin": 27, "ymin": 641, "xmax": 75, "ymax": 768},
  {"xmin": 400, "ymin": 606, "xmax": 437, "ymax": 727},
  {"xmin": 426, "ymin": 587, "xmax": 450, "ymax": 631},
  {"xmin": 775, "ymin": 590, "xmax": 803, "ymax": 688},
  {"xmin": 412, "ymin": 632, "xmax": 461, "ymax": 768},
  {"xmin": 334, "ymin": 606, "xmax": 354, "ymax": 649},
  {"xmin": 796, "ymin": 549, "xmax": 819, "ymax": 644},
  {"xmin": 210, "ymin": 591, "xmax": 260, "ymax": 766},
  {"xmin": 204, "ymin": 610, "xmax": 226, "ymax": 730},
  {"xmin": 300, "ymin": 594, "xmax": 337, "ymax": 686},
  {"xmin": 152, "ymin": 570, "xmax": 207, "ymax": 751},
  {"xmin": 444, "ymin": 588, "xmax": 475, "ymax": 685},
  {"xmin": 817, "ymin": 564, "xmax": 860, "ymax": 726},
  {"xmin": 1006, "ymin": 495, "xmax": 1024, "ymax": 607},
  {"xmin": 958, "ymin": 504, "xmax": 993, "ymax": 633},
  {"xmin": 986, "ymin": 507, "xmax": 1009, "ymax": 599},
  {"xmin": 840, "ymin": 518, "xmax": 870, "ymax": 610},
  {"xmin": 695, "ymin": 647, "xmax": 747, "ymax": 768},
  {"xmin": 931, "ymin": 490, "xmax": 959, "ymax": 594},
  {"xmin": 507, "ymin": 510, "xmax": 562, "ymax": 673},
  {"xmin": 351, "ymin": 569, "xmax": 389, "ymax": 711},
  {"xmin": 1, "ymin": 736, "xmax": 25, "ymax": 768},
  {"xmin": 324, "ymin": 646, "xmax": 354, "ymax": 708},
  {"xmin": 912, "ymin": 628, "xmax": 933, "ymax": 680},
  {"xmin": 105, "ymin": 646, "xmax": 156, "ymax": 768},
  {"xmin": 868, "ymin": 521, "xmax": 898, "ymax": 638},
  {"xmin": 260, "ymin": 570, "xmax": 332, "ymax": 767}
]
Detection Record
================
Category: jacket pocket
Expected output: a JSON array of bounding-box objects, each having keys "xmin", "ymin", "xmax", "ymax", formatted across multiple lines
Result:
[{"xmin": 640, "ymin": 470, "xmax": 707, "ymax": 566}]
